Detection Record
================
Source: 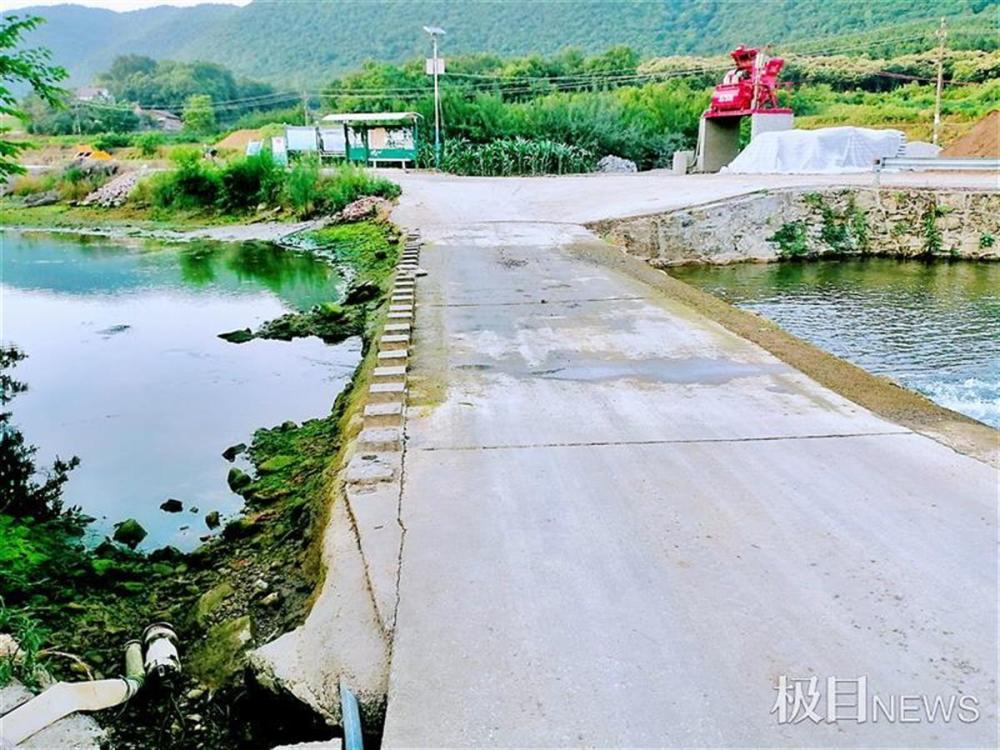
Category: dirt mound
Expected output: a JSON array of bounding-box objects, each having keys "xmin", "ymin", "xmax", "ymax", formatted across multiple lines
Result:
[
  {"xmin": 215, "ymin": 128, "xmax": 263, "ymax": 151},
  {"xmin": 942, "ymin": 110, "xmax": 999, "ymax": 158}
]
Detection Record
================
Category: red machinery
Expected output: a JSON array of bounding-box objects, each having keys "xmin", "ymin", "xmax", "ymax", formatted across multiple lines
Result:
[{"xmin": 705, "ymin": 45, "xmax": 791, "ymax": 118}]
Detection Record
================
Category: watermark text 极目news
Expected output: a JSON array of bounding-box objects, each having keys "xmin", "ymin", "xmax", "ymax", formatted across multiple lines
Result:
[{"xmin": 771, "ymin": 676, "xmax": 980, "ymax": 724}]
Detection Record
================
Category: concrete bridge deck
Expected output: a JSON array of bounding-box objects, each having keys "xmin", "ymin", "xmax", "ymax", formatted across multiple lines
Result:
[{"xmin": 381, "ymin": 173, "xmax": 997, "ymax": 747}]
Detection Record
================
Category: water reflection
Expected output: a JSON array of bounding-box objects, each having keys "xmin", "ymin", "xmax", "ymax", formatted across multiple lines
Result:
[{"xmin": 1, "ymin": 231, "xmax": 361, "ymax": 549}]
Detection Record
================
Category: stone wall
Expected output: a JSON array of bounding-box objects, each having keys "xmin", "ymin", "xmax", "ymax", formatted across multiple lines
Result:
[{"xmin": 589, "ymin": 187, "xmax": 1000, "ymax": 266}]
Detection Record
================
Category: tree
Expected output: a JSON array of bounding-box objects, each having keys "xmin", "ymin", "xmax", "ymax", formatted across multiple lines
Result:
[
  {"xmin": 183, "ymin": 93, "xmax": 216, "ymax": 135},
  {"xmin": 0, "ymin": 15, "xmax": 66, "ymax": 177}
]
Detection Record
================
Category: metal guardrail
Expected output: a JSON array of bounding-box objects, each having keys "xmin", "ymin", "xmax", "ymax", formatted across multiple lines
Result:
[{"xmin": 876, "ymin": 156, "xmax": 1000, "ymax": 172}]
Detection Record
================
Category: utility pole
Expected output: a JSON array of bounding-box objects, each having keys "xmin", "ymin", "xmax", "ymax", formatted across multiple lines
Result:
[
  {"xmin": 302, "ymin": 92, "xmax": 309, "ymax": 126},
  {"xmin": 932, "ymin": 17, "xmax": 947, "ymax": 146},
  {"xmin": 423, "ymin": 26, "xmax": 446, "ymax": 168}
]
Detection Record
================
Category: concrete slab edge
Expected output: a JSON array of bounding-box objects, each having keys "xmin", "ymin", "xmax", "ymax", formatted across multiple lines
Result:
[{"xmin": 343, "ymin": 232, "xmax": 424, "ymax": 634}]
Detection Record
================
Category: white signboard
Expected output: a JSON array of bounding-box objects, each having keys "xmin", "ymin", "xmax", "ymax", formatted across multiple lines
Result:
[
  {"xmin": 425, "ymin": 58, "xmax": 446, "ymax": 75},
  {"xmin": 285, "ymin": 126, "xmax": 319, "ymax": 152},
  {"xmin": 319, "ymin": 127, "xmax": 347, "ymax": 156},
  {"xmin": 271, "ymin": 136, "xmax": 288, "ymax": 166}
]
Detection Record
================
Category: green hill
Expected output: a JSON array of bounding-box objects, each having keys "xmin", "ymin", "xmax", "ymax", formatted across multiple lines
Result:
[{"xmin": 10, "ymin": 0, "xmax": 998, "ymax": 87}]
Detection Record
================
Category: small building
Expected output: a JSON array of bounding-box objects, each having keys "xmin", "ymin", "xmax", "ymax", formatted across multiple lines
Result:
[
  {"xmin": 74, "ymin": 86, "xmax": 112, "ymax": 103},
  {"xmin": 134, "ymin": 106, "xmax": 183, "ymax": 132},
  {"xmin": 320, "ymin": 112, "xmax": 421, "ymax": 167}
]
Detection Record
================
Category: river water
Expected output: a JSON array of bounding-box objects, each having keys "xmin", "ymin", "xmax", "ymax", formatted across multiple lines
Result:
[
  {"xmin": 671, "ymin": 258, "xmax": 1000, "ymax": 429},
  {"xmin": 1, "ymin": 231, "xmax": 361, "ymax": 549}
]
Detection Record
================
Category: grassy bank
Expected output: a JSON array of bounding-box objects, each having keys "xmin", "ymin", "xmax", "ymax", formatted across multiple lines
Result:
[{"xmin": 0, "ymin": 218, "xmax": 401, "ymax": 749}]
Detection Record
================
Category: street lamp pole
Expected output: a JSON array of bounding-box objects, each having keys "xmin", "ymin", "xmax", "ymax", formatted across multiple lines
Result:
[{"xmin": 423, "ymin": 26, "xmax": 446, "ymax": 168}]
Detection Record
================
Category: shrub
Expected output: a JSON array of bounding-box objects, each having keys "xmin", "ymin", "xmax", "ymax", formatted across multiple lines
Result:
[
  {"xmin": 134, "ymin": 132, "xmax": 165, "ymax": 158},
  {"xmin": 10, "ymin": 173, "xmax": 56, "ymax": 196},
  {"xmin": 152, "ymin": 148, "xmax": 221, "ymax": 210},
  {"xmin": 285, "ymin": 155, "xmax": 322, "ymax": 217},
  {"xmin": 317, "ymin": 164, "xmax": 401, "ymax": 214},
  {"xmin": 92, "ymin": 132, "xmax": 133, "ymax": 152},
  {"xmin": 218, "ymin": 151, "xmax": 282, "ymax": 212}
]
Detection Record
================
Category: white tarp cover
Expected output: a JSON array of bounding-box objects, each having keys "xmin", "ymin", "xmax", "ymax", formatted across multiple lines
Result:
[{"xmin": 724, "ymin": 126, "xmax": 905, "ymax": 174}]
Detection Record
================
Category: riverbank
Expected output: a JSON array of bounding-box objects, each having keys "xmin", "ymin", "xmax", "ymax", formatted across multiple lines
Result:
[
  {"xmin": 589, "ymin": 186, "xmax": 1000, "ymax": 265},
  {"xmin": 0, "ymin": 199, "xmax": 321, "ymax": 244},
  {"xmin": 0, "ymin": 217, "xmax": 402, "ymax": 749}
]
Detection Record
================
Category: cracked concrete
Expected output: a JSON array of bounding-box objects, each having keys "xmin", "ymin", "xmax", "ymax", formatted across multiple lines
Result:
[{"xmin": 381, "ymin": 175, "xmax": 998, "ymax": 747}]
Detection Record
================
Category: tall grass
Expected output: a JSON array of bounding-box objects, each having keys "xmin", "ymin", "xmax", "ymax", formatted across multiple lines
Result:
[
  {"xmin": 141, "ymin": 150, "xmax": 400, "ymax": 218},
  {"xmin": 435, "ymin": 137, "xmax": 595, "ymax": 176}
]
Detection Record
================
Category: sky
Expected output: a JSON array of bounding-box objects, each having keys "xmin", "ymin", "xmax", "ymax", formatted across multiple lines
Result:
[{"xmin": 5, "ymin": 0, "xmax": 251, "ymax": 10}]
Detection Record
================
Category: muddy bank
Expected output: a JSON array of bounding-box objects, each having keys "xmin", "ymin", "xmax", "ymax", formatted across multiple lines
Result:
[{"xmin": 570, "ymin": 237, "xmax": 998, "ymax": 466}]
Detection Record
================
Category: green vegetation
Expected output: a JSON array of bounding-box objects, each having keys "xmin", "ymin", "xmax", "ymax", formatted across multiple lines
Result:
[
  {"xmin": 922, "ymin": 203, "xmax": 945, "ymax": 257},
  {"xmin": 0, "ymin": 218, "xmax": 401, "ymax": 746},
  {"xmin": 140, "ymin": 149, "xmax": 399, "ymax": 219},
  {"xmin": 183, "ymin": 93, "xmax": 216, "ymax": 135},
  {"xmin": 769, "ymin": 222, "xmax": 810, "ymax": 258},
  {"xmin": 20, "ymin": 0, "xmax": 995, "ymax": 86},
  {"xmin": 804, "ymin": 192, "xmax": 869, "ymax": 254},
  {"xmin": 437, "ymin": 137, "xmax": 595, "ymax": 175},
  {"xmin": 22, "ymin": 54, "xmax": 285, "ymax": 135},
  {"xmin": 0, "ymin": 14, "xmax": 66, "ymax": 177}
]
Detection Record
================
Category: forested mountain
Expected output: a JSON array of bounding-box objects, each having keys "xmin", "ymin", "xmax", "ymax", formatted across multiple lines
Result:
[{"xmin": 10, "ymin": 0, "xmax": 997, "ymax": 88}]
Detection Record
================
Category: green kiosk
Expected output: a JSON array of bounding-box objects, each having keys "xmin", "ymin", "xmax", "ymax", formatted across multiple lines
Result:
[{"xmin": 320, "ymin": 112, "xmax": 421, "ymax": 168}]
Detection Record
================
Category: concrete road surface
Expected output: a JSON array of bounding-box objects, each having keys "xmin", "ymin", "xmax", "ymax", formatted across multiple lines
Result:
[{"xmin": 382, "ymin": 174, "xmax": 998, "ymax": 747}]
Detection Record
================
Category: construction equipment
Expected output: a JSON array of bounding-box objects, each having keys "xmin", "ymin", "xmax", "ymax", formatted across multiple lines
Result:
[
  {"xmin": 705, "ymin": 45, "xmax": 790, "ymax": 119},
  {"xmin": 696, "ymin": 45, "xmax": 794, "ymax": 172}
]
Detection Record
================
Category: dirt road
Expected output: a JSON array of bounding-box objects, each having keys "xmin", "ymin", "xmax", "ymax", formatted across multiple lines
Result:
[{"xmin": 381, "ymin": 172, "xmax": 997, "ymax": 747}]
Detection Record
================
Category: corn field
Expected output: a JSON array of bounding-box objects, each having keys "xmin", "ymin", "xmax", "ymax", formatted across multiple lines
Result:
[{"xmin": 436, "ymin": 138, "xmax": 596, "ymax": 176}]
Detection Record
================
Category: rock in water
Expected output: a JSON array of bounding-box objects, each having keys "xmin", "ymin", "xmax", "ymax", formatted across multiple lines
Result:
[
  {"xmin": 218, "ymin": 328, "xmax": 254, "ymax": 344},
  {"xmin": 113, "ymin": 518, "xmax": 147, "ymax": 548},
  {"xmin": 160, "ymin": 498, "xmax": 183, "ymax": 513},
  {"xmin": 205, "ymin": 511, "xmax": 221, "ymax": 529},
  {"xmin": 227, "ymin": 467, "xmax": 252, "ymax": 492},
  {"xmin": 221, "ymin": 442, "xmax": 246, "ymax": 461}
]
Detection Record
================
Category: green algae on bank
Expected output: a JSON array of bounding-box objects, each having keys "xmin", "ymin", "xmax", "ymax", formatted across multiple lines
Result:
[{"xmin": 0, "ymin": 217, "xmax": 403, "ymax": 749}]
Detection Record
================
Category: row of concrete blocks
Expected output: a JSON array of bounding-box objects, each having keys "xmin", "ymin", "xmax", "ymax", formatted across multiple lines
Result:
[
  {"xmin": 342, "ymin": 231, "xmax": 423, "ymax": 632},
  {"xmin": 344, "ymin": 232, "xmax": 422, "ymax": 485}
]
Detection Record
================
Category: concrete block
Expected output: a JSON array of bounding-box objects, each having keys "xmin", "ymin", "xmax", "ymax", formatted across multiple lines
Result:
[
  {"xmin": 696, "ymin": 116, "xmax": 741, "ymax": 173},
  {"xmin": 271, "ymin": 741, "xmax": 342, "ymax": 750},
  {"xmin": 384, "ymin": 322, "xmax": 411, "ymax": 333},
  {"xmin": 391, "ymin": 295, "xmax": 415, "ymax": 304},
  {"xmin": 389, "ymin": 304, "xmax": 413, "ymax": 312},
  {"xmin": 380, "ymin": 334, "xmax": 410, "ymax": 349},
  {"xmin": 377, "ymin": 348, "xmax": 408, "ymax": 360},
  {"xmin": 373, "ymin": 365, "xmax": 407, "ymax": 379},
  {"xmin": 345, "ymin": 451, "xmax": 398, "ymax": 484},
  {"xmin": 369, "ymin": 381, "xmax": 406, "ymax": 402},
  {"xmin": 364, "ymin": 401, "xmax": 404, "ymax": 427},
  {"xmin": 357, "ymin": 427, "xmax": 403, "ymax": 452},
  {"xmin": 387, "ymin": 311, "xmax": 413, "ymax": 320},
  {"xmin": 750, "ymin": 111, "xmax": 794, "ymax": 140}
]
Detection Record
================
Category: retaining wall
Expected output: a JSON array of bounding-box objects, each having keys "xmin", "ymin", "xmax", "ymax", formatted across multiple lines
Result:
[{"xmin": 590, "ymin": 187, "xmax": 1000, "ymax": 266}]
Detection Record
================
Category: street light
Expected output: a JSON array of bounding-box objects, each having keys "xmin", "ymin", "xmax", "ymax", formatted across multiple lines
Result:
[{"xmin": 423, "ymin": 25, "xmax": 446, "ymax": 168}]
